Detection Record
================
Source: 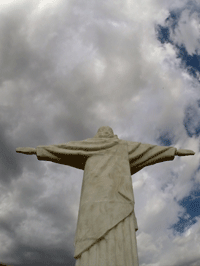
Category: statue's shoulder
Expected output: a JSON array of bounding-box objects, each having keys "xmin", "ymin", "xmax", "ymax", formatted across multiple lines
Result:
[
  {"xmin": 118, "ymin": 139, "xmax": 127, "ymax": 144},
  {"xmin": 118, "ymin": 139, "xmax": 140, "ymax": 145}
]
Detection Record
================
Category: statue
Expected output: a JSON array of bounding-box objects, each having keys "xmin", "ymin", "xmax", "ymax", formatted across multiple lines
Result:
[{"xmin": 16, "ymin": 126, "xmax": 195, "ymax": 266}]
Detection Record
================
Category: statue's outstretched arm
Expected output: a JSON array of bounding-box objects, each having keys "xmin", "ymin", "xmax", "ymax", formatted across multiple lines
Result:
[
  {"xmin": 16, "ymin": 147, "xmax": 36, "ymax": 155},
  {"xmin": 175, "ymin": 149, "xmax": 195, "ymax": 156}
]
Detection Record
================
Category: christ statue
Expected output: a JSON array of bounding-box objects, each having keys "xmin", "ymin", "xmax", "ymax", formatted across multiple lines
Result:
[{"xmin": 16, "ymin": 126, "xmax": 195, "ymax": 266}]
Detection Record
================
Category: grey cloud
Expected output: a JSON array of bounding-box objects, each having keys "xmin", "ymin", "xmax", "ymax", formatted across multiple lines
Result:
[{"xmin": 0, "ymin": 121, "xmax": 22, "ymax": 184}]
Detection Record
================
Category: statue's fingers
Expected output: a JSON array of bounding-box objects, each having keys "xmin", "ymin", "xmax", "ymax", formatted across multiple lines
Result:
[
  {"xmin": 177, "ymin": 149, "xmax": 195, "ymax": 156},
  {"xmin": 16, "ymin": 148, "xmax": 24, "ymax": 153},
  {"xmin": 181, "ymin": 149, "xmax": 195, "ymax": 156},
  {"xmin": 16, "ymin": 147, "xmax": 30, "ymax": 154},
  {"xmin": 187, "ymin": 150, "xmax": 195, "ymax": 155},
  {"xmin": 16, "ymin": 147, "xmax": 36, "ymax": 155}
]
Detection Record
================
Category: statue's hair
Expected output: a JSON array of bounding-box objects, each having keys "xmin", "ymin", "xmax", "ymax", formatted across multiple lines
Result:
[{"xmin": 93, "ymin": 126, "xmax": 115, "ymax": 138}]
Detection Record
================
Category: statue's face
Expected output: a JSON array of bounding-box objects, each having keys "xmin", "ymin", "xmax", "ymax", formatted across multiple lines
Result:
[{"xmin": 97, "ymin": 126, "xmax": 114, "ymax": 138}]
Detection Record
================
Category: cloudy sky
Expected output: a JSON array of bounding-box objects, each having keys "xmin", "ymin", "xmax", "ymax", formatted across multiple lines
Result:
[{"xmin": 0, "ymin": 0, "xmax": 200, "ymax": 265}]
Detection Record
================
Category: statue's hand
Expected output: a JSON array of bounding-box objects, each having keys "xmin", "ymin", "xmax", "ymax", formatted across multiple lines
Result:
[
  {"xmin": 176, "ymin": 149, "xmax": 195, "ymax": 156},
  {"xmin": 16, "ymin": 147, "xmax": 36, "ymax": 155}
]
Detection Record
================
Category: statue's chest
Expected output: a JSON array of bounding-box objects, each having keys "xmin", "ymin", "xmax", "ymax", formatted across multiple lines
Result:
[{"xmin": 80, "ymin": 143, "xmax": 131, "ymax": 203}]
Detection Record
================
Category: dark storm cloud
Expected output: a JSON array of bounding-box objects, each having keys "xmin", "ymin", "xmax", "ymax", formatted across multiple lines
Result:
[{"xmin": 0, "ymin": 1, "xmax": 47, "ymax": 83}]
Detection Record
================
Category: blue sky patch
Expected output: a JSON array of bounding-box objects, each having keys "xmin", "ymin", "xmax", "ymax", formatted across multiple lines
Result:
[
  {"xmin": 183, "ymin": 103, "xmax": 200, "ymax": 138},
  {"xmin": 170, "ymin": 191, "xmax": 200, "ymax": 235},
  {"xmin": 156, "ymin": 10, "xmax": 200, "ymax": 82},
  {"xmin": 156, "ymin": 130, "xmax": 174, "ymax": 146}
]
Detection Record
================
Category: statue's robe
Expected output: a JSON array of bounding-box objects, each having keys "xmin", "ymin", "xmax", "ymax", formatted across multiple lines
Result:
[{"xmin": 36, "ymin": 135, "xmax": 177, "ymax": 266}]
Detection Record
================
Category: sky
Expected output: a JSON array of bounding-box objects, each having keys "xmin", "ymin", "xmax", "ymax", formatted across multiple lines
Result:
[{"xmin": 0, "ymin": 0, "xmax": 200, "ymax": 265}]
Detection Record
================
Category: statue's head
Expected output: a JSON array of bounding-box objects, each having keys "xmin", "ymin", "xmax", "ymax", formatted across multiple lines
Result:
[{"xmin": 93, "ymin": 126, "xmax": 115, "ymax": 138}]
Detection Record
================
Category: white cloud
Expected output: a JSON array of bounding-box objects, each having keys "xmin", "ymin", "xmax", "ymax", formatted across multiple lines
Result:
[
  {"xmin": 0, "ymin": 0, "xmax": 25, "ymax": 7},
  {"xmin": 171, "ymin": 9, "xmax": 200, "ymax": 55}
]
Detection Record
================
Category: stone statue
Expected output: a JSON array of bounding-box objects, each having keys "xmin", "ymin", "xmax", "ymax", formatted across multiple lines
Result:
[{"xmin": 16, "ymin": 126, "xmax": 195, "ymax": 266}]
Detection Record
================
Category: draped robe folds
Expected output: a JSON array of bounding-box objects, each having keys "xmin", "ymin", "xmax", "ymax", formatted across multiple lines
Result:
[{"xmin": 35, "ymin": 135, "xmax": 177, "ymax": 264}]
